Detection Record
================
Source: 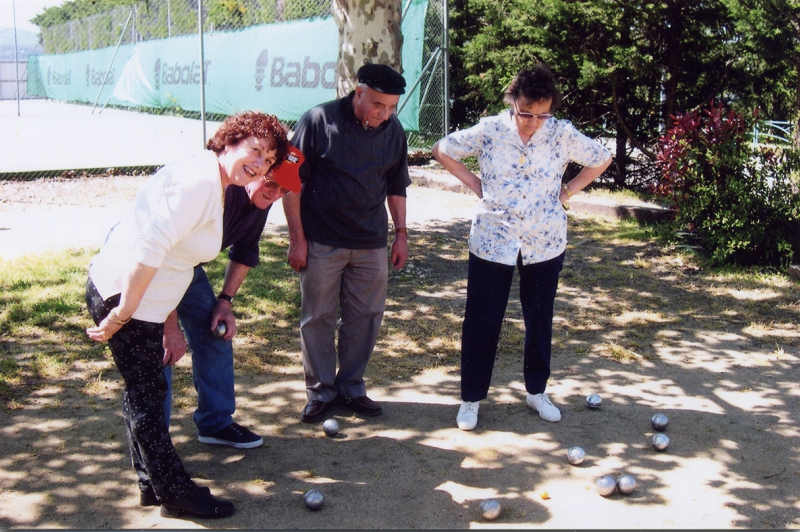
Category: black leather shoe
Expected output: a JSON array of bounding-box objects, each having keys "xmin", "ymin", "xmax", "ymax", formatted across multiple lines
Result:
[
  {"xmin": 160, "ymin": 485, "xmax": 234, "ymax": 519},
  {"xmin": 140, "ymin": 486, "xmax": 159, "ymax": 507},
  {"xmin": 301, "ymin": 399, "xmax": 330, "ymax": 423},
  {"xmin": 337, "ymin": 394, "xmax": 382, "ymax": 416}
]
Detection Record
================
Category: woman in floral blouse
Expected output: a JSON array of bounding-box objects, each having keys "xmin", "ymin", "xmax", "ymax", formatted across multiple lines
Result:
[{"xmin": 432, "ymin": 65, "xmax": 612, "ymax": 431}]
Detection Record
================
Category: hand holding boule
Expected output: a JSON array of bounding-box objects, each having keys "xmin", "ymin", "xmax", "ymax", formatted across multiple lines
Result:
[{"xmin": 213, "ymin": 322, "xmax": 227, "ymax": 338}]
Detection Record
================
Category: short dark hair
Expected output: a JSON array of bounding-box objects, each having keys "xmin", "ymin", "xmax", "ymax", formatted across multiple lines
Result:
[
  {"xmin": 207, "ymin": 111, "xmax": 289, "ymax": 170},
  {"xmin": 504, "ymin": 64, "xmax": 562, "ymax": 110}
]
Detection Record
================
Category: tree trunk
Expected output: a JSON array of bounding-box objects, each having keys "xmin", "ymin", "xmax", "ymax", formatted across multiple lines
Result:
[
  {"xmin": 615, "ymin": 125, "xmax": 628, "ymax": 188},
  {"xmin": 331, "ymin": 0, "xmax": 404, "ymax": 98},
  {"xmin": 614, "ymin": 5, "xmax": 630, "ymax": 187},
  {"xmin": 661, "ymin": 1, "xmax": 683, "ymax": 126},
  {"xmin": 795, "ymin": 63, "xmax": 800, "ymax": 149}
]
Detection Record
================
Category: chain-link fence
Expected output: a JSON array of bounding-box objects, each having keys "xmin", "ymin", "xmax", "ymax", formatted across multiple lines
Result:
[
  {"xmin": 0, "ymin": 60, "xmax": 38, "ymax": 101},
  {"xmin": 1, "ymin": 0, "xmax": 447, "ymax": 179},
  {"xmin": 0, "ymin": 24, "xmax": 43, "ymax": 102}
]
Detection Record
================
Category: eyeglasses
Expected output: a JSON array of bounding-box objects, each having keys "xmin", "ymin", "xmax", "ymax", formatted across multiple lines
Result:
[
  {"xmin": 262, "ymin": 177, "xmax": 290, "ymax": 195},
  {"xmin": 514, "ymin": 100, "xmax": 553, "ymax": 121}
]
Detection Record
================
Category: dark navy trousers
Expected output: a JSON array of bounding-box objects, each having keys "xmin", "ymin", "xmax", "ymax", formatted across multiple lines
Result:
[{"xmin": 460, "ymin": 251, "xmax": 564, "ymax": 402}]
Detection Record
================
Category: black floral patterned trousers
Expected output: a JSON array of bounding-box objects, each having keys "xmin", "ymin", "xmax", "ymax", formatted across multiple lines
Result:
[{"xmin": 85, "ymin": 277, "xmax": 194, "ymax": 502}]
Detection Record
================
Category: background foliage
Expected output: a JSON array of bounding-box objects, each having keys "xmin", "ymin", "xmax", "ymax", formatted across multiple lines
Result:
[
  {"xmin": 449, "ymin": 0, "xmax": 799, "ymax": 190},
  {"xmin": 654, "ymin": 102, "xmax": 800, "ymax": 268}
]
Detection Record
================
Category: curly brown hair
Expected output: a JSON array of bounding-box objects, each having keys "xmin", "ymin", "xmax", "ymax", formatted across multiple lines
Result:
[{"xmin": 207, "ymin": 111, "xmax": 289, "ymax": 170}]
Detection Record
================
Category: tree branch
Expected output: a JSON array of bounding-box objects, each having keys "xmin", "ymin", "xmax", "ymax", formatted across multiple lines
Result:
[{"xmin": 612, "ymin": 85, "xmax": 657, "ymax": 160}]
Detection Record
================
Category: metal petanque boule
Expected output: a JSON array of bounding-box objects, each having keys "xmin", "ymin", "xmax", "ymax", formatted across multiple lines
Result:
[
  {"xmin": 596, "ymin": 475, "xmax": 616, "ymax": 497},
  {"xmin": 586, "ymin": 394, "xmax": 602, "ymax": 409},
  {"xmin": 212, "ymin": 322, "xmax": 227, "ymax": 338},
  {"xmin": 651, "ymin": 413, "xmax": 669, "ymax": 431},
  {"xmin": 303, "ymin": 489, "xmax": 325, "ymax": 511},
  {"xmin": 567, "ymin": 446, "xmax": 586, "ymax": 466},
  {"xmin": 617, "ymin": 474, "xmax": 637, "ymax": 495},
  {"xmin": 479, "ymin": 499, "xmax": 502, "ymax": 521},
  {"xmin": 322, "ymin": 418, "xmax": 339, "ymax": 437},
  {"xmin": 652, "ymin": 433, "xmax": 670, "ymax": 451}
]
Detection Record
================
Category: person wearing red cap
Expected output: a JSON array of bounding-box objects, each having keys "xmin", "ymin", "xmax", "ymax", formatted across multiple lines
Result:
[
  {"xmin": 284, "ymin": 63, "xmax": 411, "ymax": 423},
  {"xmin": 158, "ymin": 144, "xmax": 304, "ymax": 456}
]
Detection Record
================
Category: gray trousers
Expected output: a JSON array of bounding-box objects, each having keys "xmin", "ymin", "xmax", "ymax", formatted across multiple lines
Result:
[{"xmin": 299, "ymin": 242, "xmax": 388, "ymax": 402}]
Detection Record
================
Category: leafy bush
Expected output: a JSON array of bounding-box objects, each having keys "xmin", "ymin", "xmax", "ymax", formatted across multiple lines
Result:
[{"xmin": 654, "ymin": 102, "xmax": 800, "ymax": 268}]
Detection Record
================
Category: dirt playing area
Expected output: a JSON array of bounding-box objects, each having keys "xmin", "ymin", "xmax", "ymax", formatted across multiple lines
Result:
[{"xmin": 1, "ymin": 174, "xmax": 799, "ymax": 529}]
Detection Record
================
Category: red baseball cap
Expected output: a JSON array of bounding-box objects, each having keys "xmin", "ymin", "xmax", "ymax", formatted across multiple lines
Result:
[{"xmin": 270, "ymin": 145, "xmax": 304, "ymax": 193}]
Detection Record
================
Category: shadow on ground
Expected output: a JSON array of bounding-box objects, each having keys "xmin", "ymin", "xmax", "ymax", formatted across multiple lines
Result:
[{"xmin": 1, "ymin": 213, "xmax": 799, "ymax": 528}]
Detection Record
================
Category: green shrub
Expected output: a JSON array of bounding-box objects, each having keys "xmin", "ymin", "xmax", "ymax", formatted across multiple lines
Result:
[{"xmin": 654, "ymin": 102, "xmax": 800, "ymax": 268}]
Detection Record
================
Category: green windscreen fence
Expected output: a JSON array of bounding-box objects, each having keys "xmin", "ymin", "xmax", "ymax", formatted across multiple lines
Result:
[{"xmin": 27, "ymin": 0, "xmax": 428, "ymax": 130}]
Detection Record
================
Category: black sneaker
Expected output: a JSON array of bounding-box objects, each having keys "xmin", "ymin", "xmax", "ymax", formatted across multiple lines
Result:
[
  {"xmin": 161, "ymin": 485, "xmax": 234, "ymax": 519},
  {"xmin": 198, "ymin": 422, "xmax": 263, "ymax": 449}
]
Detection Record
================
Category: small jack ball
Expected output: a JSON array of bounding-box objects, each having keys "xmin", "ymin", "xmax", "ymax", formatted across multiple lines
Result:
[
  {"xmin": 213, "ymin": 322, "xmax": 227, "ymax": 338},
  {"xmin": 322, "ymin": 418, "xmax": 339, "ymax": 437}
]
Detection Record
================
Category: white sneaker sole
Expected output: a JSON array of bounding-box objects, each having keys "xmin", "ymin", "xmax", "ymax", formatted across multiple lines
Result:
[{"xmin": 457, "ymin": 419, "xmax": 477, "ymax": 431}]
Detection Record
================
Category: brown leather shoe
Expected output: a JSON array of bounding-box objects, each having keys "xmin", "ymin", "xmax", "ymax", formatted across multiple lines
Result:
[
  {"xmin": 301, "ymin": 399, "xmax": 330, "ymax": 423},
  {"xmin": 337, "ymin": 394, "xmax": 382, "ymax": 416}
]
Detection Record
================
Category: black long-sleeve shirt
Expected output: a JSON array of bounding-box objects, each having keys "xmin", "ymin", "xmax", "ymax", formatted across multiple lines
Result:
[{"xmin": 222, "ymin": 185, "xmax": 271, "ymax": 267}]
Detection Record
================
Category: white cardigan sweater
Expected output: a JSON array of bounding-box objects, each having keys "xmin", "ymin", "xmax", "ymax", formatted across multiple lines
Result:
[{"xmin": 89, "ymin": 151, "xmax": 224, "ymax": 323}]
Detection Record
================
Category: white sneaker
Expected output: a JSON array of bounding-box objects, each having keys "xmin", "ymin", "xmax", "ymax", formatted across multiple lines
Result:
[
  {"xmin": 526, "ymin": 393, "xmax": 561, "ymax": 422},
  {"xmin": 456, "ymin": 401, "xmax": 480, "ymax": 431}
]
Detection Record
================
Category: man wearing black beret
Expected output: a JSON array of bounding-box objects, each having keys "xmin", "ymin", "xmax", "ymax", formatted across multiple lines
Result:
[{"xmin": 283, "ymin": 63, "xmax": 411, "ymax": 422}]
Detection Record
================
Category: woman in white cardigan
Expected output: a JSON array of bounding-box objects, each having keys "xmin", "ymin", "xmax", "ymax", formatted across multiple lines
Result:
[{"xmin": 85, "ymin": 111, "xmax": 288, "ymax": 520}]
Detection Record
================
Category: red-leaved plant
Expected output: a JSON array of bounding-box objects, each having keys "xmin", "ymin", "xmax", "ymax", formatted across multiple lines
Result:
[{"xmin": 654, "ymin": 102, "xmax": 800, "ymax": 268}]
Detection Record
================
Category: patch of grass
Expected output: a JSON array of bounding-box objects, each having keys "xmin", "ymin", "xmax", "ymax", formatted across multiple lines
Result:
[
  {"xmin": 602, "ymin": 342, "xmax": 651, "ymax": 363},
  {"xmin": 31, "ymin": 352, "xmax": 69, "ymax": 379},
  {"xmin": 584, "ymin": 187, "xmax": 662, "ymax": 205},
  {"xmin": 0, "ymin": 357, "xmax": 22, "ymax": 398},
  {"xmin": 0, "ymin": 249, "xmax": 103, "ymax": 402},
  {"xmin": 2, "ymin": 200, "xmax": 799, "ymax": 409}
]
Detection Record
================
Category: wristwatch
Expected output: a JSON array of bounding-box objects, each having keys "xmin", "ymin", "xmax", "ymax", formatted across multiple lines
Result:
[{"xmin": 217, "ymin": 293, "xmax": 234, "ymax": 304}]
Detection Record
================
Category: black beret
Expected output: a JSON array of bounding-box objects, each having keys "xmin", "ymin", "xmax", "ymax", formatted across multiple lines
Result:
[{"xmin": 356, "ymin": 63, "xmax": 406, "ymax": 95}]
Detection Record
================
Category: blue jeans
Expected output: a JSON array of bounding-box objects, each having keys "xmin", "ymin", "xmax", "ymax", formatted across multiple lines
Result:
[
  {"xmin": 461, "ymin": 251, "xmax": 565, "ymax": 402},
  {"xmin": 163, "ymin": 265, "xmax": 235, "ymax": 436}
]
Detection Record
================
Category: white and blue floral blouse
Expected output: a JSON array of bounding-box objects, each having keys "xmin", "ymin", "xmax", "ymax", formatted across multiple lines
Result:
[{"xmin": 438, "ymin": 110, "xmax": 611, "ymax": 266}]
